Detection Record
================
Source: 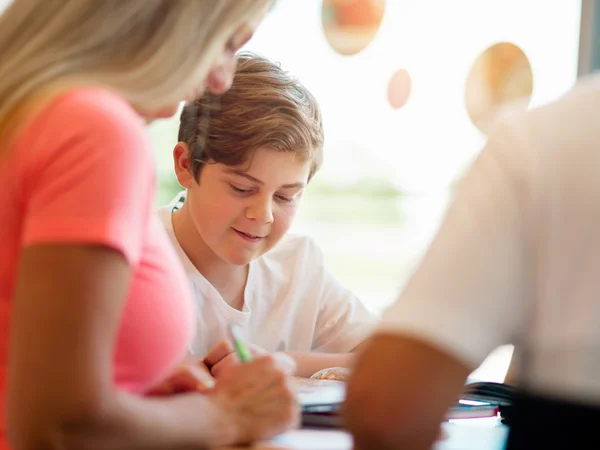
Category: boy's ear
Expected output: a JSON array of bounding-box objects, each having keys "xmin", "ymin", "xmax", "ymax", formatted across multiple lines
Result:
[{"xmin": 173, "ymin": 142, "xmax": 195, "ymax": 188}]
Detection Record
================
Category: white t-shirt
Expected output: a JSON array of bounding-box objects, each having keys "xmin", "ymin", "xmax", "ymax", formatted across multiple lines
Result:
[
  {"xmin": 158, "ymin": 195, "xmax": 378, "ymax": 358},
  {"xmin": 380, "ymin": 73, "xmax": 600, "ymax": 405}
]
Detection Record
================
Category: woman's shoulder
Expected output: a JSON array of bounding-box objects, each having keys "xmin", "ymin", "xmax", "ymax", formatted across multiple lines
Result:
[
  {"xmin": 38, "ymin": 87, "xmax": 146, "ymax": 137},
  {"xmin": 16, "ymin": 86, "xmax": 151, "ymax": 168}
]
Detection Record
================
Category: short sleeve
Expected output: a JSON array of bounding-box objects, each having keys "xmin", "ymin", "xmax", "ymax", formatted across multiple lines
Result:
[
  {"xmin": 378, "ymin": 122, "xmax": 530, "ymax": 369},
  {"xmin": 309, "ymin": 241, "xmax": 380, "ymax": 353},
  {"xmin": 19, "ymin": 89, "xmax": 154, "ymax": 265}
]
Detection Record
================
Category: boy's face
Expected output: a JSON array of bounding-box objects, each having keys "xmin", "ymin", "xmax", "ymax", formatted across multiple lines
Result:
[{"xmin": 176, "ymin": 145, "xmax": 311, "ymax": 266}]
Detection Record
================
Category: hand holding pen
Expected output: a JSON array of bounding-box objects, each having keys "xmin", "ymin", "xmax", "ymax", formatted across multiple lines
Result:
[
  {"xmin": 204, "ymin": 325, "xmax": 299, "ymax": 443},
  {"xmin": 203, "ymin": 325, "xmax": 296, "ymax": 378},
  {"xmin": 147, "ymin": 324, "xmax": 298, "ymax": 444}
]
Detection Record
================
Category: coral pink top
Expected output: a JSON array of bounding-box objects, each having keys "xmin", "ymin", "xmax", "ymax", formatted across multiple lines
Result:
[{"xmin": 0, "ymin": 88, "xmax": 195, "ymax": 449}]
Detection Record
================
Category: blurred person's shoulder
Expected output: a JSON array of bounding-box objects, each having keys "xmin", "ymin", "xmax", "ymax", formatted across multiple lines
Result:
[
  {"xmin": 44, "ymin": 87, "xmax": 146, "ymax": 134},
  {"xmin": 493, "ymin": 73, "xmax": 600, "ymax": 154},
  {"xmin": 525, "ymin": 72, "xmax": 600, "ymax": 137},
  {"xmin": 480, "ymin": 73, "xmax": 600, "ymax": 184},
  {"xmin": 21, "ymin": 86, "xmax": 150, "ymax": 167}
]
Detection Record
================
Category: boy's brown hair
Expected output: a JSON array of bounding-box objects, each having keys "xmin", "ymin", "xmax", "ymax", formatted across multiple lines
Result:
[{"xmin": 178, "ymin": 51, "xmax": 324, "ymax": 181}]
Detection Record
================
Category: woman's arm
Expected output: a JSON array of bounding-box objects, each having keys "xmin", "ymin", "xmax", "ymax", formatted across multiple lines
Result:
[
  {"xmin": 6, "ymin": 245, "xmax": 235, "ymax": 449},
  {"xmin": 7, "ymin": 245, "xmax": 297, "ymax": 450}
]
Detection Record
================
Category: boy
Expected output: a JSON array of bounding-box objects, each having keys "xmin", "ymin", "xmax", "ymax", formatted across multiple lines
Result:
[{"xmin": 158, "ymin": 52, "xmax": 378, "ymax": 377}]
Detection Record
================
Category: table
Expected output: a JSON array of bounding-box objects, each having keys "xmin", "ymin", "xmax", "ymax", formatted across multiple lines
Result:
[{"xmin": 217, "ymin": 418, "xmax": 509, "ymax": 450}]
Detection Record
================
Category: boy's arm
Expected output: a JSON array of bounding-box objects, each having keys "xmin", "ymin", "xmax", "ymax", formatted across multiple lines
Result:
[
  {"xmin": 285, "ymin": 342, "xmax": 369, "ymax": 378},
  {"xmin": 283, "ymin": 352, "xmax": 354, "ymax": 378},
  {"xmin": 296, "ymin": 248, "xmax": 378, "ymax": 378},
  {"xmin": 310, "ymin": 265, "xmax": 379, "ymax": 357},
  {"xmin": 205, "ymin": 342, "xmax": 366, "ymax": 379}
]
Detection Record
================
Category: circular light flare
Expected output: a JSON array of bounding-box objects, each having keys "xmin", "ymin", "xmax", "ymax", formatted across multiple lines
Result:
[{"xmin": 387, "ymin": 68, "xmax": 412, "ymax": 109}]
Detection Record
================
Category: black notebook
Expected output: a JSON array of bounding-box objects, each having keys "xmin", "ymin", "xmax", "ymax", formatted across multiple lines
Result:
[
  {"xmin": 462, "ymin": 381, "xmax": 519, "ymax": 406},
  {"xmin": 297, "ymin": 378, "xmax": 514, "ymax": 429}
]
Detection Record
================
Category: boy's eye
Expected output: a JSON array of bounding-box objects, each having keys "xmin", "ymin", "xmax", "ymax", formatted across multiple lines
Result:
[
  {"xmin": 230, "ymin": 184, "xmax": 251, "ymax": 194},
  {"xmin": 275, "ymin": 194, "xmax": 294, "ymax": 203}
]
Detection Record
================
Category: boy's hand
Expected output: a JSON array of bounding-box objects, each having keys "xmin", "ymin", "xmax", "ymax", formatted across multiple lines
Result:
[
  {"xmin": 146, "ymin": 356, "xmax": 215, "ymax": 396},
  {"xmin": 204, "ymin": 340, "xmax": 266, "ymax": 378},
  {"xmin": 204, "ymin": 340, "xmax": 295, "ymax": 378}
]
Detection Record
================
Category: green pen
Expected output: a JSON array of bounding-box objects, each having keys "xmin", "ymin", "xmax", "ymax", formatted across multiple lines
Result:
[{"xmin": 228, "ymin": 324, "xmax": 252, "ymax": 362}]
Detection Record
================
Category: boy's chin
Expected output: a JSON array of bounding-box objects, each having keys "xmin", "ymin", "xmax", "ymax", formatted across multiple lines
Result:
[
  {"xmin": 223, "ymin": 249, "xmax": 264, "ymax": 267},
  {"xmin": 225, "ymin": 254, "xmax": 257, "ymax": 266}
]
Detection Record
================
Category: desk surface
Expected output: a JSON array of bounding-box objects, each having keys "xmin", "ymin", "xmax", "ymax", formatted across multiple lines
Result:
[{"xmin": 217, "ymin": 418, "xmax": 509, "ymax": 450}]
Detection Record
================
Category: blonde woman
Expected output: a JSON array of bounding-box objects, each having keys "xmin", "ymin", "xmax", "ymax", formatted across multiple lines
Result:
[{"xmin": 0, "ymin": 1, "xmax": 298, "ymax": 449}]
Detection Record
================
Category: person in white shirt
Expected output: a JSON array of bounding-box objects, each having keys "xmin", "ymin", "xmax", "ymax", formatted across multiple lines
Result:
[
  {"xmin": 158, "ymin": 52, "xmax": 378, "ymax": 378},
  {"xmin": 344, "ymin": 74, "xmax": 600, "ymax": 449}
]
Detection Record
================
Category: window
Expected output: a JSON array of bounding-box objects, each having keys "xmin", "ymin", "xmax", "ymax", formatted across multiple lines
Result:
[{"xmin": 150, "ymin": 0, "xmax": 582, "ymax": 381}]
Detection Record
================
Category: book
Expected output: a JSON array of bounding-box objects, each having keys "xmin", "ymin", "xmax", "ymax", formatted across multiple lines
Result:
[
  {"xmin": 291, "ymin": 377, "xmax": 346, "ymax": 409},
  {"xmin": 462, "ymin": 381, "xmax": 517, "ymax": 406},
  {"xmin": 294, "ymin": 376, "xmax": 501, "ymax": 428},
  {"xmin": 447, "ymin": 400, "xmax": 499, "ymax": 420}
]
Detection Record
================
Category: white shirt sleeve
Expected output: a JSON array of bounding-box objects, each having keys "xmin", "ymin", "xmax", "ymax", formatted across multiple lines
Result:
[
  {"xmin": 308, "ymin": 241, "xmax": 380, "ymax": 353},
  {"xmin": 380, "ymin": 122, "xmax": 531, "ymax": 369}
]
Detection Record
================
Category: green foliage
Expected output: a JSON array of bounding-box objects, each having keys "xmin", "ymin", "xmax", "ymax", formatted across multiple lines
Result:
[
  {"xmin": 155, "ymin": 173, "xmax": 182, "ymax": 207},
  {"xmin": 297, "ymin": 193, "xmax": 404, "ymax": 225},
  {"xmin": 298, "ymin": 175, "xmax": 405, "ymax": 225},
  {"xmin": 306, "ymin": 175, "xmax": 404, "ymax": 198}
]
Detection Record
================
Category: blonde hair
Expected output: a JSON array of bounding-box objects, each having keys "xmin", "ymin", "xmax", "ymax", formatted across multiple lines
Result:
[
  {"xmin": 0, "ymin": 0, "xmax": 271, "ymax": 146},
  {"xmin": 178, "ymin": 52, "xmax": 324, "ymax": 181}
]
